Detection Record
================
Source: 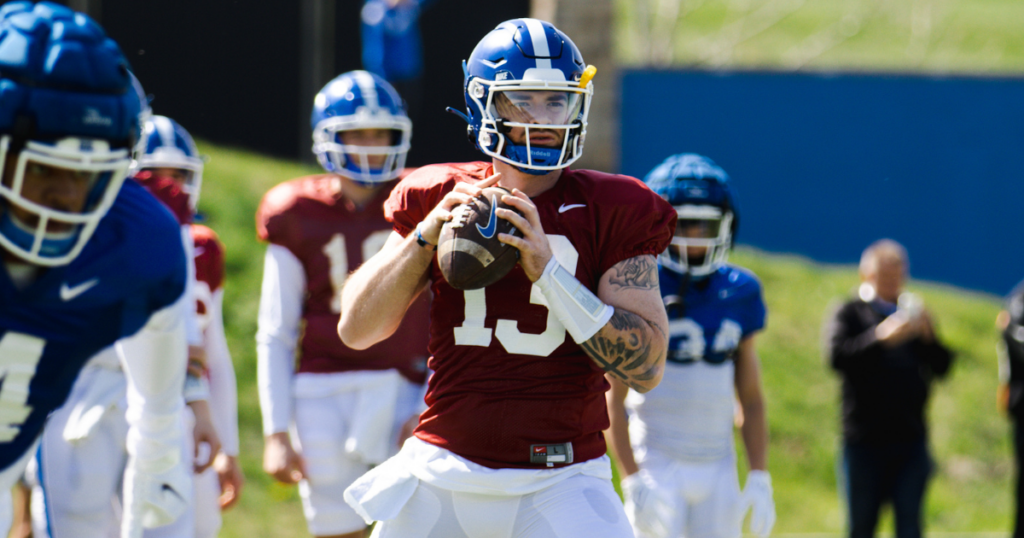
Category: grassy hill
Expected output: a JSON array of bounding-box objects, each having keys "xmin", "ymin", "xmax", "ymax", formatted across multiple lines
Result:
[
  {"xmin": 195, "ymin": 141, "xmax": 1011, "ymax": 537},
  {"xmin": 616, "ymin": 0, "xmax": 1024, "ymax": 74}
]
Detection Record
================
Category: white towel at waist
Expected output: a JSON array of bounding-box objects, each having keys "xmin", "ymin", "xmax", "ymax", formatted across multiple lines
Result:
[{"xmin": 344, "ymin": 436, "xmax": 613, "ymax": 524}]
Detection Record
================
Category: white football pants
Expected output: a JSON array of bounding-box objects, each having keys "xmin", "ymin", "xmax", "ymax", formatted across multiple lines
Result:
[{"xmin": 630, "ymin": 448, "xmax": 742, "ymax": 538}]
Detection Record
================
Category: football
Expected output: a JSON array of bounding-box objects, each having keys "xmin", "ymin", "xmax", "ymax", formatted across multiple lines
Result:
[{"xmin": 437, "ymin": 186, "xmax": 522, "ymax": 290}]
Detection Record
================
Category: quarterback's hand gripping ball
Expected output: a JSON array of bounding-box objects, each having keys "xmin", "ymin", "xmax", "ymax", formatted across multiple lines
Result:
[{"xmin": 438, "ymin": 186, "xmax": 522, "ymax": 290}]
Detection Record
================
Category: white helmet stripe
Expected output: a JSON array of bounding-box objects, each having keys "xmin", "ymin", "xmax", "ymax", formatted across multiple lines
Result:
[
  {"xmin": 353, "ymin": 70, "xmax": 380, "ymax": 111},
  {"xmin": 523, "ymin": 19, "xmax": 552, "ymax": 70},
  {"xmin": 154, "ymin": 115, "xmax": 176, "ymax": 150}
]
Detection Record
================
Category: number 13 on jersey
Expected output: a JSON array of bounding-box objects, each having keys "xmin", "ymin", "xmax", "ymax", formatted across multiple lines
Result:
[{"xmin": 454, "ymin": 235, "xmax": 578, "ymax": 357}]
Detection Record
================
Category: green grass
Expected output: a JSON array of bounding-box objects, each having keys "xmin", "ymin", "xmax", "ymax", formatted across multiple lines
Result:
[
  {"xmin": 196, "ymin": 140, "xmax": 1012, "ymax": 536},
  {"xmin": 615, "ymin": 0, "xmax": 1024, "ymax": 74}
]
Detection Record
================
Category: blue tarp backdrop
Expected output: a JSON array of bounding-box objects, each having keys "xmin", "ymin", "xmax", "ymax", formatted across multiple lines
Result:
[{"xmin": 620, "ymin": 70, "xmax": 1024, "ymax": 296}]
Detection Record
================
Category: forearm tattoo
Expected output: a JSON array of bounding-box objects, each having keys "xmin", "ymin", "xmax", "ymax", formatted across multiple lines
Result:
[
  {"xmin": 580, "ymin": 309, "xmax": 665, "ymax": 392},
  {"xmin": 608, "ymin": 256, "xmax": 659, "ymax": 290}
]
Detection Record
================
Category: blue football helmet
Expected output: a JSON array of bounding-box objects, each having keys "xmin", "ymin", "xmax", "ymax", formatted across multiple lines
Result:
[
  {"xmin": 463, "ymin": 19, "xmax": 594, "ymax": 175},
  {"xmin": 135, "ymin": 116, "xmax": 203, "ymax": 213},
  {"xmin": 311, "ymin": 70, "xmax": 411, "ymax": 184},
  {"xmin": 644, "ymin": 154, "xmax": 738, "ymax": 276},
  {"xmin": 0, "ymin": 2, "xmax": 141, "ymax": 266}
]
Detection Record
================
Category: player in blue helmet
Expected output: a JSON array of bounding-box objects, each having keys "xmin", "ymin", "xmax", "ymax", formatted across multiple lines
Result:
[
  {"xmin": 136, "ymin": 115, "xmax": 205, "ymax": 215},
  {"xmin": 455, "ymin": 18, "xmax": 591, "ymax": 175},
  {"xmin": 257, "ymin": 70, "xmax": 427, "ymax": 538},
  {"xmin": 0, "ymin": 3, "xmax": 191, "ymax": 537},
  {"xmin": 338, "ymin": 18, "xmax": 674, "ymax": 538},
  {"xmin": 23, "ymin": 112, "xmax": 244, "ymax": 538},
  {"xmin": 606, "ymin": 153, "xmax": 776, "ymax": 538},
  {"xmin": 311, "ymin": 70, "xmax": 412, "ymax": 185}
]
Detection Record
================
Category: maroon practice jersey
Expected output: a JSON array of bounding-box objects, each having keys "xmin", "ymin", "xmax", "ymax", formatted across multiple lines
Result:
[
  {"xmin": 256, "ymin": 174, "xmax": 429, "ymax": 384},
  {"xmin": 386, "ymin": 162, "xmax": 676, "ymax": 469},
  {"xmin": 192, "ymin": 224, "xmax": 224, "ymax": 295}
]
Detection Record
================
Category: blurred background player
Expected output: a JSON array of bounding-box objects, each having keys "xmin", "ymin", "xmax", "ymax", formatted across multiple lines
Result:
[
  {"xmin": 25, "ymin": 114, "xmax": 242, "ymax": 538},
  {"xmin": 338, "ymin": 18, "xmax": 674, "ymax": 537},
  {"xmin": 825, "ymin": 239, "xmax": 953, "ymax": 538},
  {"xmin": 255, "ymin": 70, "xmax": 428, "ymax": 538},
  {"xmin": 606, "ymin": 153, "xmax": 775, "ymax": 538},
  {"xmin": 996, "ymin": 281, "xmax": 1024, "ymax": 538},
  {"xmin": 0, "ymin": 3, "xmax": 191, "ymax": 537},
  {"xmin": 360, "ymin": 0, "xmax": 436, "ymax": 125},
  {"xmin": 134, "ymin": 114, "xmax": 244, "ymax": 534}
]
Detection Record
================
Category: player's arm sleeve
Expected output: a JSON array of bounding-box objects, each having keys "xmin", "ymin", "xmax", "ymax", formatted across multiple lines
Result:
[
  {"xmin": 205, "ymin": 288, "xmax": 239, "ymax": 456},
  {"xmin": 256, "ymin": 244, "xmax": 306, "ymax": 436},
  {"xmin": 181, "ymin": 224, "xmax": 202, "ymax": 347},
  {"xmin": 117, "ymin": 294, "xmax": 188, "ymax": 474}
]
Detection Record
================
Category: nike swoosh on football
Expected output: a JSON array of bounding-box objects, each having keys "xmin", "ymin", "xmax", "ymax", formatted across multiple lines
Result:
[
  {"xmin": 60, "ymin": 279, "xmax": 100, "ymax": 301},
  {"xmin": 558, "ymin": 203, "xmax": 586, "ymax": 213},
  {"xmin": 476, "ymin": 194, "xmax": 499, "ymax": 239}
]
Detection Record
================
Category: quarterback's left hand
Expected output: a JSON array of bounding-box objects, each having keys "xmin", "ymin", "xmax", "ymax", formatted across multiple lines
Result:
[
  {"xmin": 496, "ymin": 189, "xmax": 552, "ymax": 282},
  {"xmin": 741, "ymin": 470, "xmax": 776, "ymax": 538}
]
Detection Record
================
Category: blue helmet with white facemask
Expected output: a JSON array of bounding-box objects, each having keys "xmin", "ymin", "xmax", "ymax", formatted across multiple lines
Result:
[
  {"xmin": 461, "ymin": 19, "xmax": 594, "ymax": 175},
  {"xmin": 311, "ymin": 70, "xmax": 411, "ymax": 185},
  {"xmin": 0, "ymin": 1, "xmax": 141, "ymax": 266},
  {"xmin": 644, "ymin": 154, "xmax": 738, "ymax": 277},
  {"xmin": 135, "ymin": 116, "xmax": 204, "ymax": 213}
]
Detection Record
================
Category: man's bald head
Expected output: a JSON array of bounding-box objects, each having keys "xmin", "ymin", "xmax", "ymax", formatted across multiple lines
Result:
[{"xmin": 859, "ymin": 239, "xmax": 908, "ymax": 303}]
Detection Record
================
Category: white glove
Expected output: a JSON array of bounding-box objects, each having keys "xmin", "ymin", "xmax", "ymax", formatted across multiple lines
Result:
[
  {"xmin": 121, "ymin": 461, "xmax": 192, "ymax": 538},
  {"xmin": 622, "ymin": 469, "xmax": 674, "ymax": 537},
  {"xmin": 740, "ymin": 470, "xmax": 776, "ymax": 538}
]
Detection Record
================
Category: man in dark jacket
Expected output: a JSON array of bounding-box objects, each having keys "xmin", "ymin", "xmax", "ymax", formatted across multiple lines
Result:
[
  {"xmin": 826, "ymin": 238, "xmax": 954, "ymax": 538},
  {"xmin": 998, "ymin": 281, "xmax": 1024, "ymax": 538}
]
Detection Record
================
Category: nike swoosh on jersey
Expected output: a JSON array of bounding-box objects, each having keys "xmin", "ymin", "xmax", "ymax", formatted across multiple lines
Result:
[
  {"xmin": 193, "ymin": 246, "xmax": 205, "ymax": 258},
  {"xmin": 476, "ymin": 195, "xmax": 499, "ymax": 239},
  {"xmin": 719, "ymin": 287, "xmax": 742, "ymax": 299},
  {"xmin": 60, "ymin": 279, "xmax": 100, "ymax": 301},
  {"xmin": 558, "ymin": 203, "xmax": 586, "ymax": 213}
]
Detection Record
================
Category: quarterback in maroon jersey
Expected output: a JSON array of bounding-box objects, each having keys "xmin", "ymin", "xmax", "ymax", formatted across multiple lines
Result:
[
  {"xmin": 338, "ymin": 19, "xmax": 675, "ymax": 538},
  {"xmin": 255, "ymin": 71, "xmax": 428, "ymax": 538}
]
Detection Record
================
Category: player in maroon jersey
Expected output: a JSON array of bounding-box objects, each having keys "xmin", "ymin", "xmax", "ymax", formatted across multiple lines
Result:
[
  {"xmin": 255, "ymin": 71, "xmax": 428, "ymax": 538},
  {"xmin": 337, "ymin": 19, "xmax": 675, "ymax": 538}
]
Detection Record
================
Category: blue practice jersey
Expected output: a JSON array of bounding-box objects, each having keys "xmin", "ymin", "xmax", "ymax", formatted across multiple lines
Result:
[
  {"xmin": 0, "ymin": 180, "xmax": 186, "ymax": 469},
  {"xmin": 659, "ymin": 264, "xmax": 767, "ymax": 365}
]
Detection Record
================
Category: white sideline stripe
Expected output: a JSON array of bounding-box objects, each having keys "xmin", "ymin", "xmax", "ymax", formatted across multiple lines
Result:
[
  {"xmin": 524, "ymin": 19, "xmax": 552, "ymax": 70},
  {"xmin": 354, "ymin": 71, "xmax": 379, "ymax": 110},
  {"xmin": 154, "ymin": 115, "xmax": 175, "ymax": 148}
]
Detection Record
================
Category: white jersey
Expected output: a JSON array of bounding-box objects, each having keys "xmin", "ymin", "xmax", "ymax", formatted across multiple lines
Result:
[
  {"xmin": 627, "ymin": 361, "xmax": 737, "ymax": 462},
  {"xmin": 628, "ymin": 265, "xmax": 767, "ymax": 463}
]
